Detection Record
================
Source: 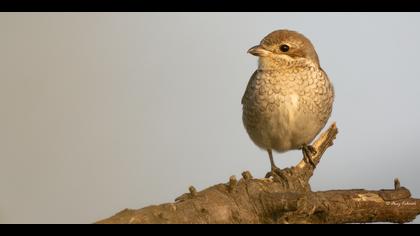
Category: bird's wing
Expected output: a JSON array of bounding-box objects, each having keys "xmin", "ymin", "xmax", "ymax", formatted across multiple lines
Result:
[
  {"xmin": 320, "ymin": 68, "xmax": 335, "ymax": 99},
  {"xmin": 241, "ymin": 70, "xmax": 258, "ymax": 105}
]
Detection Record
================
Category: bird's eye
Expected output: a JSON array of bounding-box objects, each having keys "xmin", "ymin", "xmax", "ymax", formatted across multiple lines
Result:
[{"xmin": 279, "ymin": 44, "xmax": 289, "ymax": 52}]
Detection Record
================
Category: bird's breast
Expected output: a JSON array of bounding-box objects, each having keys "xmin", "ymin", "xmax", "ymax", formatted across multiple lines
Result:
[{"xmin": 242, "ymin": 67, "xmax": 334, "ymax": 151}]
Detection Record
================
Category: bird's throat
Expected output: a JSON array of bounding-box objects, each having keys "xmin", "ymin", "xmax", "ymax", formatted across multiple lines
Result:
[
  {"xmin": 258, "ymin": 56, "xmax": 317, "ymax": 71},
  {"xmin": 258, "ymin": 55, "xmax": 294, "ymax": 70}
]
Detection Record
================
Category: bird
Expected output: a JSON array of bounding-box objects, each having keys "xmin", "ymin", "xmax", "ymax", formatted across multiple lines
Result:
[{"xmin": 241, "ymin": 29, "xmax": 334, "ymax": 174}]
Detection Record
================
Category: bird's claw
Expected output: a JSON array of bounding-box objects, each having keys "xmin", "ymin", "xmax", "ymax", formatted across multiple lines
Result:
[
  {"xmin": 302, "ymin": 144, "xmax": 317, "ymax": 168},
  {"xmin": 307, "ymin": 145, "xmax": 317, "ymax": 155},
  {"xmin": 265, "ymin": 167, "xmax": 293, "ymax": 183},
  {"xmin": 265, "ymin": 166, "xmax": 282, "ymax": 178}
]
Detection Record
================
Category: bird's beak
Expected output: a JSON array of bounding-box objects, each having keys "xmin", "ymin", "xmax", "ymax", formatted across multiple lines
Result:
[{"xmin": 247, "ymin": 45, "xmax": 270, "ymax": 57}]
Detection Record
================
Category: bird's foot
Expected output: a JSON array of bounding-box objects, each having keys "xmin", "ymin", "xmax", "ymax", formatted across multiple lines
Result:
[
  {"xmin": 302, "ymin": 144, "xmax": 317, "ymax": 168},
  {"xmin": 265, "ymin": 166, "xmax": 282, "ymax": 178},
  {"xmin": 266, "ymin": 165, "xmax": 291, "ymax": 178},
  {"xmin": 265, "ymin": 167, "xmax": 294, "ymax": 182}
]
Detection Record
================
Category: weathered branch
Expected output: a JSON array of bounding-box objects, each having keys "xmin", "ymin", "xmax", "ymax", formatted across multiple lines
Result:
[{"xmin": 97, "ymin": 123, "xmax": 420, "ymax": 224}]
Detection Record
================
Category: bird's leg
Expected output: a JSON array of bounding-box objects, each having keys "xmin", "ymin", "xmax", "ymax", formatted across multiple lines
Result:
[
  {"xmin": 268, "ymin": 149, "xmax": 281, "ymax": 174},
  {"xmin": 302, "ymin": 144, "xmax": 317, "ymax": 168},
  {"xmin": 265, "ymin": 149, "xmax": 292, "ymax": 181}
]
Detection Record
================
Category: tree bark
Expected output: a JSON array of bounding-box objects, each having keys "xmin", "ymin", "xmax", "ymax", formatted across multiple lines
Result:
[{"xmin": 96, "ymin": 123, "xmax": 420, "ymax": 224}]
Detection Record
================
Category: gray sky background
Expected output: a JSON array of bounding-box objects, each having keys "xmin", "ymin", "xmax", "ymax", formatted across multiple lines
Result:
[{"xmin": 0, "ymin": 13, "xmax": 419, "ymax": 224}]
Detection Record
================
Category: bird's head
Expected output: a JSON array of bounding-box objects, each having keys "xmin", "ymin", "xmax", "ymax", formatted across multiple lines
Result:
[{"xmin": 248, "ymin": 29, "xmax": 320, "ymax": 70}]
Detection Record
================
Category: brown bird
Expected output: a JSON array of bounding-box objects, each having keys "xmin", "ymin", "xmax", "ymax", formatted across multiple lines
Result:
[{"xmin": 241, "ymin": 29, "xmax": 334, "ymax": 174}]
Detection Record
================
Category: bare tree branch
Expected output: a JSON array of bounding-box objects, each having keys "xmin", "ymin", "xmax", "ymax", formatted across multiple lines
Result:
[{"xmin": 96, "ymin": 123, "xmax": 420, "ymax": 224}]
